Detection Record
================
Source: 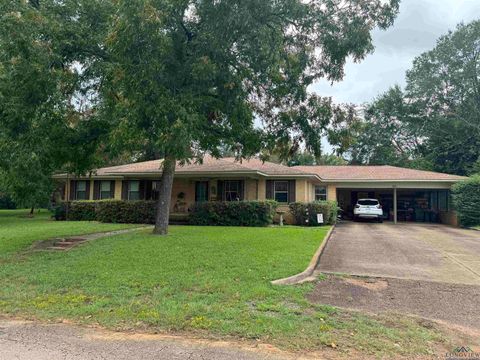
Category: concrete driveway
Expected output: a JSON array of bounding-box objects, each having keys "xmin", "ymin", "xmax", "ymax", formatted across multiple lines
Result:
[{"xmin": 317, "ymin": 222, "xmax": 480, "ymax": 285}]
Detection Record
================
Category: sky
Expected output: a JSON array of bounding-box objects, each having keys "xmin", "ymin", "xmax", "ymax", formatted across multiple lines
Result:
[{"xmin": 311, "ymin": 0, "xmax": 480, "ymax": 105}]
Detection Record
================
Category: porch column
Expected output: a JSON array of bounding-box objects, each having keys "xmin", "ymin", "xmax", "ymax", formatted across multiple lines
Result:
[{"xmin": 393, "ymin": 186, "xmax": 398, "ymax": 224}]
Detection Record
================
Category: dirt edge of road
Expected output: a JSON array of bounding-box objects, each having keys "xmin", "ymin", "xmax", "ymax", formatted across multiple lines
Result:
[
  {"xmin": 0, "ymin": 316, "xmax": 344, "ymax": 360},
  {"xmin": 308, "ymin": 274, "xmax": 480, "ymax": 341}
]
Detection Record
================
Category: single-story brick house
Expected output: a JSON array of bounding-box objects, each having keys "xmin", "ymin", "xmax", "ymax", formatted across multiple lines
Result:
[{"xmin": 53, "ymin": 156, "xmax": 465, "ymax": 225}]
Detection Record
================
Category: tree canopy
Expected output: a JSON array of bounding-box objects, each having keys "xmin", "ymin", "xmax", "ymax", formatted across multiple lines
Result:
[
  {"xmin": 343, "ymin": 20, "xmax": 480, "ymax": 175},
  {"xmin": 0, "ymin": 0, "xmax": 111, "ymax": 209},
  {"xmin": 101, "ymin": 0, "xmax": 399, "ymax": 233},
  {"xmin": 0, "ymin": 0, "xmax": 400, "ymax": 231}
]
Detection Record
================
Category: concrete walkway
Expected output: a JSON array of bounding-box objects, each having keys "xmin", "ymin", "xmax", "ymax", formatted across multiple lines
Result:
[
  {"xmin": 316, "ymin": 222, "xmax": 480, "ymax": 285},
  {"xmin": 32, "ymin": 227, "xmax": 152, "ymax": 251},
  {"xmin": 0, "ymin": 320, "xmax": 295, "ymax": 360}
]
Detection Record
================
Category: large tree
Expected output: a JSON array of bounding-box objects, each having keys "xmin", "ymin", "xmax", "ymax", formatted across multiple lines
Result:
[
  {"xmin": 343, "ymin": 20, "xmax": 480, "ymax": 175},
  {"xmin": 348, "ymin": 86, "xmax": 428, "ymax": 168},
  {"xmin": 406, "ymin": 20, "xmax": 480, "ymax": 175},
  {"xmin": 101, "ymin": 0, "xmax": 399, "ymax": 234},
  {"xmin": 0, "ymin": 0, "xmax": 112, "ymax": 211}
]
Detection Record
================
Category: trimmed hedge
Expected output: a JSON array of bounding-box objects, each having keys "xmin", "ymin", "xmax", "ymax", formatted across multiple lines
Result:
[
  {"xmin": 53, "ymin": 201, "xmax": 97, "ymax": 221},
  {"xmin": 67, "ymin": 201, "xmax": 97, "ymax": 221},
  {"xmin": 289, "ymin": 201, "xmax": 338, "ymax": 226},
  {"xmin": 96, "ymin": 200, "xmax": 156, "ymax": 224},
  {"xmin": 53, "ymin": 200, "xmax": 156, "ymax": 223},
  {"xmin": 452, "ymin": 175, "xmax": 480, "ymax": 227},
  {"xmin": 189, "ymin": 201, "xmax": 278, "ymax": 226},
  {"xmin": 53, "ymin": 200, "xmax": 277, "ymax": 226}
]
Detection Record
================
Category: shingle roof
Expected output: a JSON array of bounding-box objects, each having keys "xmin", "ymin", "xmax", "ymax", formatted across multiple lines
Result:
[
  {"xmin": 294, "ymin": 165, "xmax": 465, "ymax": 181},
  {"xmin": 94, "ymin": 156, "xmax": 309, "ymax": 177},
  {"xmin": 56, "ymin": 157, "xmax": 465, "ymax": 182}
]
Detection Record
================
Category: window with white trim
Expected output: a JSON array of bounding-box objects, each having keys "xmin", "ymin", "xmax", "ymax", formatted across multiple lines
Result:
[
  {"xmin": 76, "ymin": 181, "xmax": 87, "ymax": 200},
  {"xmin": 274, "ymin": 181, "xmax": 289, "ymax": 203},
  {"xmin": 100, "ymin": 181, "xmax": 112, "ymax": 200},
  {"xmin": 128, "ymin": 181, "xmax": 140, "ymax": 200},
  {"xmin": 315, "ymin": 186, "xmax": 327, "ymax": 201},
  {"xmin": 224, "ymin": 180, "xmax": 241, "ymax": 201}
]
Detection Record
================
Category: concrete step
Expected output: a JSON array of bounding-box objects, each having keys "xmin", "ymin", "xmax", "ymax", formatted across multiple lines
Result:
[
  {"xmin": 65, "ymin": 237, "xmax": 87, "ymax": 242},
  {"xmin": 55, "ymin": 241, "xmax": 75, "ymax": 245},
  {"xmin": 47, "ymin": 246, "xmax": 69, "ymax": 251}
]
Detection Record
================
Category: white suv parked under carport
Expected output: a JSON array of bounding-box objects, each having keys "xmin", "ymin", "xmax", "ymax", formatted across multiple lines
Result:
[{"xmin": 353, "ymin": 199, "xmax": 383, "ymax": 222}]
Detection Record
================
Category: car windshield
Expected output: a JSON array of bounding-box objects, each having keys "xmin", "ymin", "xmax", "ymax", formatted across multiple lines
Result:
[{"xmin": 358, "ymin": 200, "xmax": 379, "ymax": 206}]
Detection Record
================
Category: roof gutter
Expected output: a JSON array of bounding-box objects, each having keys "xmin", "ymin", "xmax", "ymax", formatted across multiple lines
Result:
[
  {"xmin": 319, "ymin": 179, "xmax": 463, "ymax": 183},
  {"xmin": 52, "ymin": 174, "xmax": 124, "ymax": 180},
  {"xmin": 106, "ymin": 170, "xmax": 320, "ymax": 180},
  {"xmin": 53, "ymin": 170, "xmax": 321, "ymax": 181}
]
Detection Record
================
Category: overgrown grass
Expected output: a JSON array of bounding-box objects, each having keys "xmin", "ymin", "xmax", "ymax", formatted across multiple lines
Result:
[
  {"xmin": 0, "ymin": 213, "xmax": 447, "ymax": 356},
  {"xmin": 0, "ymin": 209, "xmax": 138, "ymax": 256}
]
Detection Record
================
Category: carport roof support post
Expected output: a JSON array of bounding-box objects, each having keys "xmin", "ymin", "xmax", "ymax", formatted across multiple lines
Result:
[{"xmin": 393, "ymin": 186, "xmax": 397, "ymax": 224}]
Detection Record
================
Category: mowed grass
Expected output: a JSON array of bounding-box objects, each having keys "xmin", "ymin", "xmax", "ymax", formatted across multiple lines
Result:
[
  {"xmin": 0, "ymin": 212, "xmax": 448, "ymax": 356},
  {"xmin": 0, "ymin": 209, "xmax": 139, "ymax": 256}
]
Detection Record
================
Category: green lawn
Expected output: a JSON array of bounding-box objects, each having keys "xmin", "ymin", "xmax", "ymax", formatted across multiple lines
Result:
[
  {"xmin": 0, "ymin": 209, "xmax": 139, "ymax": 256},
  {"xmin": 0, "ymin": 211, "xmax": 448, "ymax": 356}
]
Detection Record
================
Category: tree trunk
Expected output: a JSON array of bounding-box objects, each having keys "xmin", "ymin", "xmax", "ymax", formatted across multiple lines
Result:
[
  {"xmin": 153, "ymin": 155, "xmax": 176, "ymax": 235},
  {"xmin": 30, "ymin": 206, "xmax": 35, "ymax": 215}
]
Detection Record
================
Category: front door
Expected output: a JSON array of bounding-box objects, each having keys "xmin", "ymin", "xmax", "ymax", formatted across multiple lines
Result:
[{"xmin": 195, "ymin": 181, "xmax": 209, "ymax": 202}]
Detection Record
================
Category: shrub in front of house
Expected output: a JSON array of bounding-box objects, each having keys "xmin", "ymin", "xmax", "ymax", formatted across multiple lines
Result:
[
  {"xmin": 53, "ymin": 200, "xmax": 157, "ymax": 223},
  {"xmin": 53, "ymin": 202, "xmax": 67, "ymax": 221},
  {"xmin": 96, "ymin": 200, "xmax": 157, "ymax": 224},
  {"xmin": 189, "ymin": 201, "xmax": 278, "ymax": 226},
  {"xmin": 65, "ymin": 201, "xmax": 97, "ymax": 221},
  {"xmin": 289, "ymin": 201, "xmax": 339, "ymax": 226},
  {"xmin": 54, "ymin": 200, "xmax": 278, "ymax": 226},
  {"xmin": 452, "ymin": 175, "xmax": 480, "ymax": 227}
]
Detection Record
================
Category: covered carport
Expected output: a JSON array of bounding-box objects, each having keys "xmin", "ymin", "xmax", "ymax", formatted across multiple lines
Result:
[
  {"xmin": 295, "ymin": 165, "xmax": 465, "ymax": 226},
  {"xmin": 336, "ymin": 184, "xmax": 453, "ymax": 224}
]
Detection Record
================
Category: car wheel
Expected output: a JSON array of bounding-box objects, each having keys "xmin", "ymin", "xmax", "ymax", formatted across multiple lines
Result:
[{"xmin": 377, "ymin": 218, "xmax": 383, "ymax": 223}]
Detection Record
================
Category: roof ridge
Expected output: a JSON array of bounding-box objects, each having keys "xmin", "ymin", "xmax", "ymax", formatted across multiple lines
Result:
[
  {"xmin": 215, "ymin": 157, "xmax": 259, "ymax": 172},
  {"xmin": 99, "ymin": 158, "xmax": 162, "ymax": 170}
]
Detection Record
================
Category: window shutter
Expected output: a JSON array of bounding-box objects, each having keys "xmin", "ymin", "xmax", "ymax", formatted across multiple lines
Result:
[
  {"xmin": 145, "ymin": 180, "xmax": 152, "ymax": 200},
  {"xmin": 85, "ymin": 181, "xmax": 91, "ymax": 200},
  {"xmin": 93, "ymin": 181, "xmax": 100, "ymax": 200},
  {"xmin": 266, "ymin": 180, "xmax": 274, "ymax": 200},
  {"xmin": 122, "ymin": 181, "xmax": 128, "ymax": 200},
  {"xmin": 69, "ymin": 180, "xmax": 76, "ymax": 201},
  {"xmin": 239, "ymin": 180, "xmax": 245, "ymax": 200},
  {"xmin": 139, "ymin": 180, "xmax": 145, "ymax": 200},
  {"xmin": 217, "ymin": 180, "xmax": 224, "ymax": 201},
  {"xmin": 110, "ymin": 180, "xmax": 116, "ymax": 198},
  {"xmin": 288, "ymin": 180, "xmax": 296, "ymax": 203}
]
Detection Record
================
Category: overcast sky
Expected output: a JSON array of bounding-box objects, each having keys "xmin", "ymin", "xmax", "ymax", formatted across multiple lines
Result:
[{"xmin": 311, "ymin": 0, "xmax": 480, "ymax": 105}]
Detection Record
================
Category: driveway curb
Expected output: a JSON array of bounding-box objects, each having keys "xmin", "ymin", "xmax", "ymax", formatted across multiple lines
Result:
[{"xmin": 271, "ymin": 224, "xmax": 336, "ymax": 285}]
